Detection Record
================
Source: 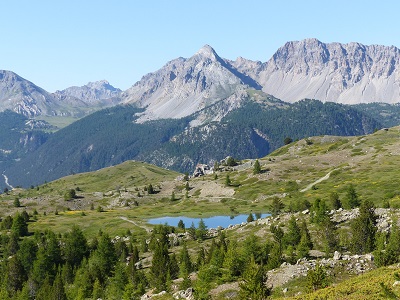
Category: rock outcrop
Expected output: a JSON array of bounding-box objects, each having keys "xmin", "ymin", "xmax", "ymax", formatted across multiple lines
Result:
[{"xmin": 233, "ymin": 38, "xmax": 400, "ymax": 104}]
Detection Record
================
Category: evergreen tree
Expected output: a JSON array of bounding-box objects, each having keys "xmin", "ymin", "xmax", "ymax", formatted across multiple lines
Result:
[
  {"xmin": 253, "ymin": 159, "xmax": 261, "ymax": 175},
  {"xmin": 150, "ymin": 241, "xmax": 170, "ymax": 292},
  {"xmin": 63, "ymin": 225, "xmax": 88, "ymax": 268},
  {"xmin": 346, "ymin": 184, "xmax": 360, "ymax": 208},
  {"xmin": 169, "ymin": 253, "xmax": 180, "ymax": 280},
  {"xmin": 196, "ymin": 247, "xmax": 206, "ymax": 270},
  {"xmin": 7, "ymin": 256, "xmax": 26, "ymax": 296},
  {"xmin": 177, "ymin": 220, "xmax": 185, "ymax": 231},
  {"xmin": 267, "ymin": 243, "xmax": 282, "ymax": 270},
  {"xmin": 319, "ymin": 217, "xmax": 338, "ymax": 254},
  {"xmin": 188, "ymin": 222, "xmax": 197, "ymax": 240},
  {"xmin": 196, "ymin": 219, "xmax": 207, "ymax": 241},
  {"xmin": 106, "ymin": 262, "xmax": 128, "ymax": 300},
  {"xmin": 92, "ymin": 278, "xmax": 103, "ymax": 300},
  {"xmin": 11, "ymin": 212, "xmax": 28, "ymax": 237},
  {"xmin": 17, "ymin": 238, "xmax": 38, "ymax": 274},
  {"xmin": 350, "ymin": 199, "xmax": 377, "ymax": 254},
  {"xmin": 13, "ymin": 197, "xmax": 21, "ymax": 208},
  {"xmin": 179, "ymin": 243, "xmax": 193, "ymax": 277},
  {"xmin": 147, "ymin": 184, "xmax": 154, "ymax": 195},
  {"xmin": 284, "ymin": 216, "xmax": 301, "ymax": 247},
  {"xmin": 239, "ymin": 257, "xmax": 270, "ymax": 300},
  {"xmin": 52, "ymin": 272, "xmax": 67, "ymax": 300},
  {"xmin": 223, "ymin": 240, "xmax": 244, "ymax": 280},
  {"xmin": 225, "ymin": 174, "xmax": 231, "ymax": 186},
  {"xmin": 269, "ymin": 197, "xmax": 284, "ymax": 216},
  {"xmin": 330, "ymin": 192, "xmax": 342, "ymax": 210},
  {"xmin": 311, "ymin": 198, "xmax": 329, "ymax": 224},
  {"xmin": 247, "ymin": 213, "xmax": 255, "ymax": 223},
  {"xmin": 307, "ymin": 264, "xmax": 329, "ymax": 292}
]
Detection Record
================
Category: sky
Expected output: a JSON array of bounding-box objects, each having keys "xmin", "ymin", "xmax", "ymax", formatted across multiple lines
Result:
[{"xmin": 2, "ymin": 0, "xmax": 400, "ymax": 92}]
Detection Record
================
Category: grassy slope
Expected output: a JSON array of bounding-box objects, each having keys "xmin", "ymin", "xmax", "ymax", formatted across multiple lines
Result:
[
  {"xmin": 278, "ymin": 265, "xmax": 400, "ymax": 300},
  {"xmin": 2, "ymin": 127, "xmax": 400, "ymax": 237}
]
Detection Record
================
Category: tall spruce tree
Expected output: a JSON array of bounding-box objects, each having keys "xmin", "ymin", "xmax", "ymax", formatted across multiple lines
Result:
[{"xmin": 350, "ymin": 200, "xmax": 377, "ymax": 254}]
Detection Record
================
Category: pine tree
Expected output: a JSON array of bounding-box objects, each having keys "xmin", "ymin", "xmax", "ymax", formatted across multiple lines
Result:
[
  {"xmin": 284, "ymin": 216, "xmax": 301, "ymax": 247},
  {"xmin": 223, "ymin": 240, "xmax": 243, "ymax": 279},
  {"xmin": 52, "ymin": 272, "xmax": 67, "ymax": 300},
  {"xmin": 346, "ymin": 184, "xmax": 360, "ymax": 208},
  {"xmin": 196, "ymin": 247, "xmax": 206, "ymax": 270},
  {"xmin": 13, "ymin": 197, "xmax": 21, "ymax": 207},
  {"xmin": 307, "ymin": 264, "xmax": 329, "ymax": 292},
  {"xmin": 63, "ymin": 225, "xmax": 88, "ymax": 268},
  {"xmin": 7, "ymin": 256, "xmax": 26, "ymax": 296},
  {"xmin": 253, "ymin": 159, "xmax": 261, "ymax": 175},
  {"xmin": 330, "ymin": 192, "xmax": 342, "ymax": 210},
  {"xmin": 239, "ymin": 257, "xmax": 270, "ymax": 299},
  {"xmin": 225, "ymin": 174, "xmax": 231, "ymax": 186},
  {"xmin": 11, "ymin": 212, "xmax": 28, "ymax": 237},
  {"xmin": 92, "ymin": 278, "xmax": 103, "ymax": 300},
  {"xmin": 247, "ymin": 213, "xmax": 255, "ymax": 223},
  {"xmin": 17, "ymin": 238, "xmax": 37, "ymax": 274},
  {"xmin": 350, "ymin": 200, "xmax": 377, "ymax": 254},
  {"xmin": 188, "ymin": 222, "xmax": 197, "ymax": 240},
  {"xmin": 179, "ymin": 243, "xmax": 193, "ymax": 277},
  {"xmin": 150, "ymin": 241, "xmax": 170, "ymax": 292},
  {"xmin": 196, "ymin": 219, "xmax": 207, "ymax": 241},
  {"xmin": 269, "ymin": 197, "xmax": 285, "ymax": 216}
]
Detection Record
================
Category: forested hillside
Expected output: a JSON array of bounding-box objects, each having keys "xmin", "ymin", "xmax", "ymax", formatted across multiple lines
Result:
[{"xmin": 4, "ymin": 98, "xmax": 382, "ymax": 188}]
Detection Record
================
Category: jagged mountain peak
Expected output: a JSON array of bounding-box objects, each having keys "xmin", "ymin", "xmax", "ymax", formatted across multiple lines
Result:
[
  {"xmin": 54, "ymin": 80, "xmax": 122, "ymax": 105},
  {"xmin": 195, "ymin": 44, "xmax": 219, "ymax": 60},
  {"xmin": 251, "ymin": 38, "xmax": 400, "ymax": 104}
]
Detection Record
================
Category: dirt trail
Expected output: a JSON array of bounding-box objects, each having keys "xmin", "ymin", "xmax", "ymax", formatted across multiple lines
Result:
[
  {"xmin": 119, "ymin": 216, "xmax": 152, "ymax": 232},
  {"xmin": 300, "ymin": 170, "xmax": 336, "ymax": 193}
]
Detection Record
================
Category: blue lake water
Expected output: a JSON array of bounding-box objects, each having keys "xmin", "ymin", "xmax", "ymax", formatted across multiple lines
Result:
[{"xmin": 148, "ymin": 213, "xmax": 271, "ymax": 229}]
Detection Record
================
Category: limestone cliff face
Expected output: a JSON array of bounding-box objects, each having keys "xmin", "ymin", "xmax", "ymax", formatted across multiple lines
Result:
[
  {"xmin": 121, "ymin": 45, "xmax": 258, "ymax": 122},
  {"xmin": 0, "ymin": 70, "xmax": 56, "ymax": 117},
  {"xmin": 232, "ymin": 38, "xmax": 400, "ymax": 104}
]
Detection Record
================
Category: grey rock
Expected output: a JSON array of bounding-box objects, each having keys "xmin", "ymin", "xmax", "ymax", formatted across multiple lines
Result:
[{"xmin": 232, "ymin": 38, "xmax": 400, "ymax": 104}]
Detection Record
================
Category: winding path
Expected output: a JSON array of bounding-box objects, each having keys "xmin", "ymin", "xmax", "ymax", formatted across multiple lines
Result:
[
  {"xmin": 300, "ymin": 170, "xmax": 336, "ymax": 193},
  {"xmin": 2, "ymin": 173, "xmax": 14, "ymax": 189},
  {"xmin": 119, "ymin": 216, "xmax": 152, "ymax": 233}
]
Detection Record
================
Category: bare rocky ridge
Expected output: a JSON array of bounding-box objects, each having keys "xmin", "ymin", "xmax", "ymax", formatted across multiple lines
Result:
[
  {"xmin": 0, "ymin": 70, "xmax": 122, "ymax": 117},
  {"xmin": 122, "ymin": 39, "xmax": 400, "ymax": 123},
  {"xmin": 0, "ymin": 70, "xmax": 57, "ymax": 117},
  {"xmin": 232, "ymin": 38, "xmax": 400, "ymax": 104},
  {"xmin": 53, "ymin": 80, "xmax": 122, "ymax": 105},
  {"xmin": 3, "ymin": 39, "xmax": 400, "ymax": 119},
  {"xmin": 121, "ymin": 45, "xmax": 258, "ymax": 122}
]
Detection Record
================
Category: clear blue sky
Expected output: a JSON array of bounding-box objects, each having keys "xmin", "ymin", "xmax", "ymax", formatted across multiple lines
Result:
[{"xmin": 2, "ymin": 0, "xmax": 400, "ymax": 92}]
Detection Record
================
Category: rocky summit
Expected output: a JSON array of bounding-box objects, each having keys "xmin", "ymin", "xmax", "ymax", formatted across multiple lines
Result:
[
  {"xmin": 2, "ymin": 39, "xmax": 400, "ymax": 119},
  {"xmin": 232, "ymin": 38, "xmax": 400, "ymax": 104}
]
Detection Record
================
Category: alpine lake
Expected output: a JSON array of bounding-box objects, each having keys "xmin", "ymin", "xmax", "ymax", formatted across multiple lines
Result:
[{"xmin": 148, "ymin": 213, "xmax": 271, "ymax": 229}]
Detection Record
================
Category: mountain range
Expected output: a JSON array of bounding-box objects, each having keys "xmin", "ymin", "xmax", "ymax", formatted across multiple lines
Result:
[
  {"xmin": 2, "ymin": 38, "xmax": 400, "ymax": 120},
  {"xmin": 0, "ymin": 70, "xmax": 122, "ymax": 117},
  {"xmin": 1, "ymin": 38, "xmax": 400, "ymax": 188}
]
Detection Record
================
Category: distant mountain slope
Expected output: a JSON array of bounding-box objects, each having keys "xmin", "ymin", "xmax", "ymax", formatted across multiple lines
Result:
[
  {"xmin": 121, "ymin": 45, "xmax": 260, "ymax": 122},
  {"xmin": 0, "ymin": 70, "xmax": 122, "ymax": 117},
  {"xmin": 0, "ymin": 70, "xmax": 59, "ymax": 117},
  {"xmin": 232, "ymin": 38, "xmax": 400, "ymax": 104},
  {"xmin": 4, "ymin": 93, "xmax": 381, "ymax": 188},
  {"xmin": 0, "ymin": 110, "xmax": 49, "ymax": 174},
  {"xmin": 120, "ymin": 39, "xmax": 400, "ymax": 123},
  {"xmin": 53, "ymin": 80, "xmax": 122, "ymax": 106}
]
